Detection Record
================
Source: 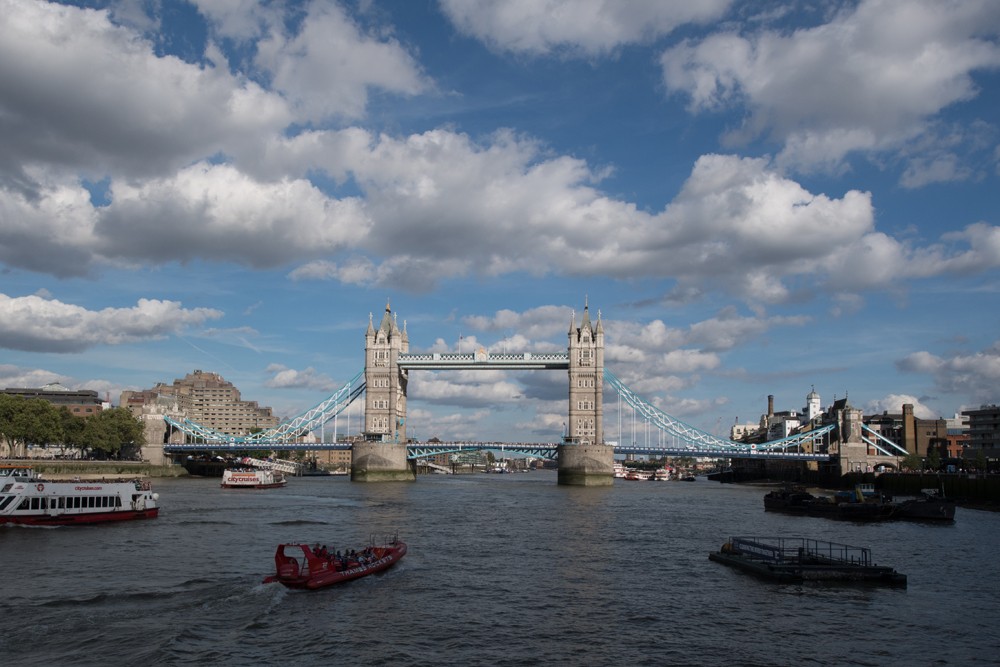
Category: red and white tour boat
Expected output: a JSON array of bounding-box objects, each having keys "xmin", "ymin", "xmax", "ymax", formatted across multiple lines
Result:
[
  {"xmin": 263, "ymin": 536, "xmax": 407, "ymax": 590},
  {"xmin": 220, "ymin": 468, "xmax": 287, "ymax": 489},
  {"xmin": 0, "ymin": 465, "xmax": 159, "ymax": 526}
]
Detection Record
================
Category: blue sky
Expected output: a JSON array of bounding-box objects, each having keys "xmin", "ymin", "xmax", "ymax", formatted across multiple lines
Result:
[{"xmin": 1, "ymin": 0, "xmax": 999, "ymax": 443}]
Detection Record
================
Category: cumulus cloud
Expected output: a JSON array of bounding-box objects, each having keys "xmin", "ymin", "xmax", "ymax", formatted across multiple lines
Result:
[
  {"xmin": 660, "ymin": 0, "xmax": 1000, "ymax": 172},
  {"xmin": 865, "ymin": 394, "xmax": 939, "ymax": 420},
  {"xmin": 0, "ymin": 293, "xmax": 223, "ymax": 352},
  {"xmin": 0, "ymin": 0, "xmax": 290, "ymax": 190},
  {"xmin": 264, "ymin": 364, "xmax": 337, "ymax": 392},
  {"xmin": 96, "ymin": 162, "xmax": 369, "ymax": 267},
  {"xmin": 0, "ymin": 364, "xmax": 69, "ymax": 389},
  {"xmin": 3, "ymin": 2, "xmax": 998, "ymax": 310},
  {"xmin": 410, "ymin": 371, "xmax": 525, "ymax": 407},
  {"xmin": 251, "ymin": 1, "xmax": 428, "ymax": 122},
  {"xmin": 463, "ymin": 305, "xmax": 574, "ymax": 340},
  {"xmin": 898, "ymin": 341, "xmax": 1000, "ymax": 405},
  {"xmin": 289, "ymin": 132, "xmax": 927, "ymax": 302},
  {"xmin": 439, "ymin": 0, "xmax": 732, "ymax": 56}
]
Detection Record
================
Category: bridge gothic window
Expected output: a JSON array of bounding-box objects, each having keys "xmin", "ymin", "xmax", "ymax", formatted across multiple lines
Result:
[{"xmin": 578, "ymin": 349, "xmax": 592, "ymax": 366}]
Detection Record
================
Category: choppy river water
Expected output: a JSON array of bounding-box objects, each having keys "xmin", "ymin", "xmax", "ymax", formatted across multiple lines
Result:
[{"xmin": 1, "ymin": 471, "xmax": 998, "ymax": 666}]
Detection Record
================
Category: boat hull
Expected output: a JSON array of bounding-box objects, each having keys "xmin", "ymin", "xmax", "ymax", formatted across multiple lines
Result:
[
  {"xmin": 895, "ymin": 498, "xmax": 956, "ymax": 522},
  {"xmin": 764, "ymin": 487, "xmax": 897, "ymax": 521},
  {"xmin": 0, "ymin": 508, "xmax": 159, "ymax": 526},
  {"xmin": 264, "ymin": 541, "xmax": 407, "ymax": 590},
  {"xmin": 221, "ymin": 482, "xmax": 286, "ymax": 489}
]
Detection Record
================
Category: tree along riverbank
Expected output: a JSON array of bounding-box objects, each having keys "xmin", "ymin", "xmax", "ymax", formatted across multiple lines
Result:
[{"xmin": 5, "ymin": 459, "xmax": 189, "ymax": 479}]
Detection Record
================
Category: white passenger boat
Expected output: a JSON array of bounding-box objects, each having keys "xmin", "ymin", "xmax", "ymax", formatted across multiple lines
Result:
[
  {"xmin": 613, "ymin": 462, "xmax": 628, "ymax": 478},
  {"xmin": 653, "ymin": 467, "xmax": 672, "ymax": 481},
  {"xmin": 221, "ymin": 468, "xmax": 287, "ymax": 489},
  {"xmin": 0, "ymin": 465, "xmax": 159, "ymax": 526}
]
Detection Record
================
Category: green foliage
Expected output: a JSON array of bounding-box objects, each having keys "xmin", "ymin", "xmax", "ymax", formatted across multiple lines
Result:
[
  {"xmin": 902, "ymin": 453, "xmax": 924, "ymax": 471},
  {"xmin": 0, "ymin": 396, "xmax": 64, "ymax": 456},
  {"xmin": 58, "ymin": 407, "xmax": 86, "ymax": 453},
  {"xmin": 927, "ymin": 447, "xmax": 942, "ymax": 471},
  {"xmin": 82, "ymin": 408, "xmax": 146, "ymax": 458},
  {"xmin": 0, "ymin": 398, "xmax": 143, "ymax": 459},
  {"xmin": 975, "ymin": 448, "xmax": 988, "ymax": 472}
]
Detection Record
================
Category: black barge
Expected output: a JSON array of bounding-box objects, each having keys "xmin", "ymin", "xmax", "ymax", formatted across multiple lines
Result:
[{"xmin": 709, "ymin": 537, "xmax": 907, "ymax": 587}]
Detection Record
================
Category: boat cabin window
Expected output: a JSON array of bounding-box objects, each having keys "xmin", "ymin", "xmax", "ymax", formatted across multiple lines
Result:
[
  {"xmin": 0, "ymin": 496, "xmax": 14, "ymax": 510},
  {"xmin": 18, "ymin": 498, "xmax": 29, "ymax": 510}
]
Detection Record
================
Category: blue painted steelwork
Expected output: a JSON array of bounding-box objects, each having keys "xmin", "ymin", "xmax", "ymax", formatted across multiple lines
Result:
[
  {"xmin": 603, "ymin": 369, "xmax": 835, "ymax": 459},
  {"xmin": 860, "ymin": 424, "xmax": 910, "ymax": 456},
  {"xmin": 164, "ymin": 370, "xmax": 365, "ymax": 445},
  {"xmin": 165, "ymin": 442, "xmax": 353, "ymax": 452},
  {"xmin": 162, "ymin": 365, "xmax": 837, "ymax": 461},
  {"xmin": 398, "ymin": 352, "xmax": 569, "ymax": 370},
  {"xmin": 406, "ymin": 443, "xmax": 559, "ymax": 460}
]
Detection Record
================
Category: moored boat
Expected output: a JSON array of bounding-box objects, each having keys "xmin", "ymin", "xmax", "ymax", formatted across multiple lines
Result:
[
  {"xmin": 263, "ymin": 536, "xmax": 406, "ymax": 590},
  {"xmin": 709, "ymin": 536, "xmax": 906, "ymax": 587},
  {"xmin": 221, "ymin": 468, "xmax": 287, "ymax": 489},
  {"xmin": 764, "ymin": 484, "xmax": 896, "ymax": 521},
  {"xmin": 894, "ymin": 489, "xmax": 956, "ymax": 522},
  {"xmin": 0, "ymin": 465, "xmax": 159, "ymax": 526}
]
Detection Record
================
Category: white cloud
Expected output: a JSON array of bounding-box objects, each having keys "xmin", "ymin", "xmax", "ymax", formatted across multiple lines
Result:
[
  {"xmin": 463, "ymin": 305, "xmax": 573, "ymax": 340},
  {"xmin": 252, "ymin": 1, "xmax": 428, "ymax": 122},
  {"xmin": 0, "ymin": 294, "xmax": 223, "ymax": 352},
  {"xmin": 661, "ymin": 349, "xmax": 720, "ymax": 374},
  {"xmin": 97, "ymin": 162, "xmax": 369, "ymax": 267},
  {"xmin": 440, "ymin": 0, "xmax": 732, "ymax": 56},
  {"xmin": 264, "ymin": 364, "xmax": 337, "ymax": 391},
  {"xmin": 0, "ymin": 0, "xmax": 290, "ymax": 188},
  {"xmin": 660, "ymin": 0, "xmax": 1000, "ymax": 172},
  {"xmin": 0, "ymin": 364, "xmax": 69, "ymax": 389},
  {"xmin": 410, "ymin": 371, "xmax": 524, "ymax": 407},
  {"xmin": 898, "ymin": 341, "xmax": 1000, "ymax": 404},
  {"xmin": 865, "ymin": 394, "xmax": 938, "ymax": 420}
]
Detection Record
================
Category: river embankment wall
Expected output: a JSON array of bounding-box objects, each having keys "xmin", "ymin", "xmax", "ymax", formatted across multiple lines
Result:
[{"xmin": 8, "ymin": 459, "xmax": 189, "ymax": 479}]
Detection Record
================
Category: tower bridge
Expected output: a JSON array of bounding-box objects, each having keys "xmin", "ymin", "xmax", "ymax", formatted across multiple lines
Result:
[{"xmin": 160, "ymin": 301, "xmax": 906, "ymax": 485}]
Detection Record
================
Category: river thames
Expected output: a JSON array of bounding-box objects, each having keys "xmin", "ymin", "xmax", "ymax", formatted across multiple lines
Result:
[{"xmin": 1, "ymin": 471, "xmax": 998, "ymax": 666}]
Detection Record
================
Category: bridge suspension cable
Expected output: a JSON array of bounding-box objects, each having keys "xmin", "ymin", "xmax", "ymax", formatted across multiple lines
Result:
[
  {"xmin": 164, "ymin": 370, "xmax": 366, "ymax": 444},
  {"xmin": 603, "ymin": 368, "xmax": 834, "ymax": 455}
]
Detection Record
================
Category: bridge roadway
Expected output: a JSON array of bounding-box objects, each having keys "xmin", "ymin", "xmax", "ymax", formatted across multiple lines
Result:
[{"xmin": 163, "ymin": 441, "xmax": 832, "ymax": 461}]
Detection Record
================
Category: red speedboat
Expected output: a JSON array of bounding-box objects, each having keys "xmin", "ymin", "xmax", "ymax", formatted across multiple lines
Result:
[{"xmin": 263, "ymin": 537, "xmax": 406, "ymax": 590}]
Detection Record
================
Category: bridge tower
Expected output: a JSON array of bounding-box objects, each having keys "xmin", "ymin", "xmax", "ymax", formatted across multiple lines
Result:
[
  {"xmin": 354, "ymin": 301, "xmax": 414, "ymax": 482},
  {"xmin": 567, "ymin": 301, "xmax": 603, "ymax": 445},
  {"xmin": 559, "ymin": 301, "xmax": 614, "ymax": 486}
]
